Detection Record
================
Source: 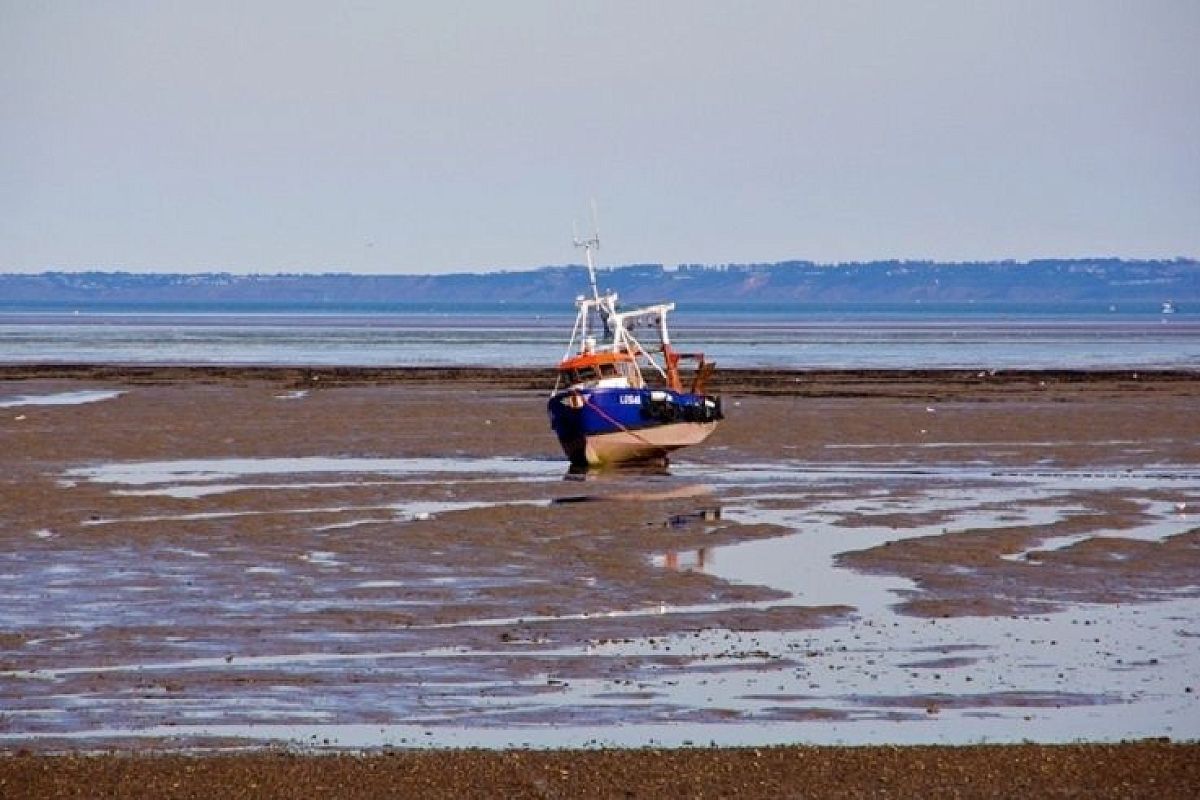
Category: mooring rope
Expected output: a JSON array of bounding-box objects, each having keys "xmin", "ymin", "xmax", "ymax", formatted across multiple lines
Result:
[{"xmin": 573, "ymin": 390, "xmax": 670, "ymax": 458}]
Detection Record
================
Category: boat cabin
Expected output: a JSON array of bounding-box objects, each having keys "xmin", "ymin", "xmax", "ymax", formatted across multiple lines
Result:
[{"xmin": 556, "ymin": 348, "xmax": 639, "ymax": 389}]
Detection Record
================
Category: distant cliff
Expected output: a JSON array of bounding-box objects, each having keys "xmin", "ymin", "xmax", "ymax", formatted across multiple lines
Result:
[{"xmin": 2, "ymin": 259, "xmax": 1196, "ymax": 309}]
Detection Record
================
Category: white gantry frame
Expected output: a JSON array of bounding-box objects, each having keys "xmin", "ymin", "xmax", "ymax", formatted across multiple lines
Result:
[{"xmin": 558, "ymin": 227, "xmax": 675, "ymax": 390}]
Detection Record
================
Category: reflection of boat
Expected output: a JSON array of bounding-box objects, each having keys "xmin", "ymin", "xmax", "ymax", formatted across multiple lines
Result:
[{"xmin": 547, "ymin": 224, "xmax": 723, "ymax": 468}]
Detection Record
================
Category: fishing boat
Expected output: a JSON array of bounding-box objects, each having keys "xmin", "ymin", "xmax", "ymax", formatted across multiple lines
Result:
[{"xmin": 547, "ymin": 226, "xmax": 723, "ymax": 468}]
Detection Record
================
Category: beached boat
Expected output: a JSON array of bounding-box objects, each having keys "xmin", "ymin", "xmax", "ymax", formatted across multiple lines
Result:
[{"xmin": 547, "ymin": 226, "xmax": 723, "ymax": 468}]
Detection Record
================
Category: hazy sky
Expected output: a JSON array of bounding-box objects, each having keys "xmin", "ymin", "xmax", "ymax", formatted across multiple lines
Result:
[{"xmin": 3, "ymin": 1, "xmax": 1198, "ymax": 274}]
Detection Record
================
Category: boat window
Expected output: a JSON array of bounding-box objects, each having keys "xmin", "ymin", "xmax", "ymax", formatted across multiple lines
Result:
[
  {"xmin": 560, "ymin": 363, "xmax": 629, "ymax": 383},
  {"xmin": 564, "ymin": 367, "xmax": 599, "ymax": 383}
]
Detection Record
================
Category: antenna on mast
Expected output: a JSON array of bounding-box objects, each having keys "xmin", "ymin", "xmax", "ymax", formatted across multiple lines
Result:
[{"xmin": 573, "ymin": 200, "xmax": 602, "ymax": 303}]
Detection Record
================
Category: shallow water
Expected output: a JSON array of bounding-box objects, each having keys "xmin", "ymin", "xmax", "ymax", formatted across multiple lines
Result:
[
  {"xmin": 0, "ymin": 389, "xmax": 124, "ymax": 408},
  {"xmin": 64, "ymin": 455, "xmax": 555, "ymax": 486},
  {"xmin": 2, "ymin": 311, "xmax": 1196, "ymax": 369}
]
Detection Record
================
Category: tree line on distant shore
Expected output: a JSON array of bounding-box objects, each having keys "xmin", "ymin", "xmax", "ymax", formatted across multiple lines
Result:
[{"xmin": 1, "ymin": 258, "xmax": 1195, "ymax": 307}]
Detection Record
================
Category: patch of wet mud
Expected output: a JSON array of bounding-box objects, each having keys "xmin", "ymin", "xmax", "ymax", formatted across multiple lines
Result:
[{"xmin": 838, "ymin": 506, "xmax": 1200, "ymax": 617}]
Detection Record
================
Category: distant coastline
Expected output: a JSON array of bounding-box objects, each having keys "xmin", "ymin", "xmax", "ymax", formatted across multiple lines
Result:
[{"xmin": 1, "ymin": 258, "xmax": 1196, "ymax": 309}]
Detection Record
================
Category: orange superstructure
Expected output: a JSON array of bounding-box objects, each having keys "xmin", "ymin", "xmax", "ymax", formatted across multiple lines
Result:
[{"xmin": 557, "ymin": 350, "xmax": 635, "ymax": 373}]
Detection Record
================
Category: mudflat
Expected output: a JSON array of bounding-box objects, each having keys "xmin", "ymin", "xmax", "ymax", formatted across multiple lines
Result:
[{"xmin": 1, "ymin": 367, "xmax": 1197, "ymax": 796}]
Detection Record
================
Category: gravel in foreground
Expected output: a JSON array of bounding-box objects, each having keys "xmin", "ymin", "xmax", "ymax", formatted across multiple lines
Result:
[{"xmin": 3, "ymin": 743, "xmax": 1198, "ymax": 799}]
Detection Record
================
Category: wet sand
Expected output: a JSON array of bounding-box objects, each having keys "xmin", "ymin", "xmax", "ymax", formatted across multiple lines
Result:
[{"xmin": 2, "ymin": 366, "xmax": 1198, "ymax": 795}]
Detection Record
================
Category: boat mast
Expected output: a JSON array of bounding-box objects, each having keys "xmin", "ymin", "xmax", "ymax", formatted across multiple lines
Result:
[
  {"xmin": 573, "ymin": 205, "xmax": 602, "ymax": 305},
  {"xmin": 574, "ymin": 201, "xmax": 614, "ymax": 343}
]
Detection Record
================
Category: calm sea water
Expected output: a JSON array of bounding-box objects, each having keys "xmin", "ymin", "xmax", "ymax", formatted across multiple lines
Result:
[{"xmin": 0, "ymin": 303, "xmax": 1195, "ymax": 370}]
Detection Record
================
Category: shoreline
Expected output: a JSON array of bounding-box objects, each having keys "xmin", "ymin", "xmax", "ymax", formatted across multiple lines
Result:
[{"xmin": 2, "ymin": 363, "xmax": 1197, "ymax": 397}]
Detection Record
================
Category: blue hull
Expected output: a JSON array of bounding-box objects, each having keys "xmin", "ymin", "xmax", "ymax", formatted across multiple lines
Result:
[{"xmin": 548, "ymin": 387, "xmax": 723, "ymax": 465}]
